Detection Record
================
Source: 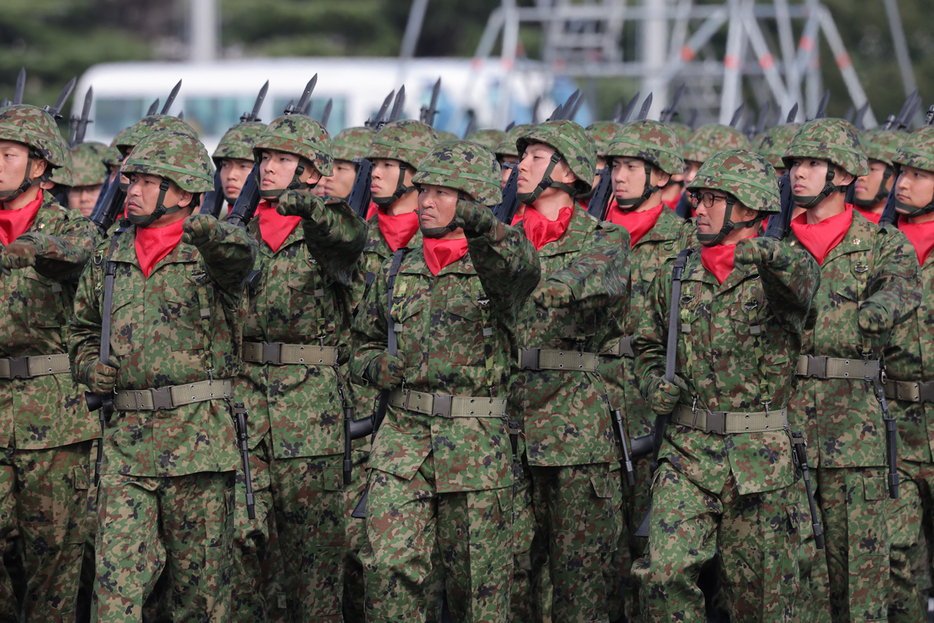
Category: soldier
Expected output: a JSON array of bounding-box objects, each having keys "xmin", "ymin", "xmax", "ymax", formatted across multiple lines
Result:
[
  {"xmin": 510, "ymin": 120, "xmax": 629, "ymax": 622},
  {"xmin": 0, "ymin": 104, "xmax": 99, "ymax": 623},
  {"xmin": 67, "ymin": 142, "xmax": 110, "ymax": 217},
  {"xmin": 587, "ymin": 120, "xmax": 624, "ymax": 191},
  {"xmin": 493, "ymin": 124, "xmax": 533, "ymax": 190},
  {"xmin": 854, "ymin": 129, "xmax": 908, "ymax": 224},
  {"xmin": 350, "ymin": 140, "xmax": 540, "ymax": 623},
  {"xmin": 599, "ymin": 119, "xmax": 691, "ymax": 622},
  {"xmin": 880, "ymin": 126, "xmax": 934, "ymax": 621},
  {"xmin": 465, "ymin": 128, "xmax": 507, "ymax": 152},
  {"xmin": 633, "ymin": 149, "xmax": 820, "ymax": 621},
  {"xmin": 237, "ymin": 113, "xmax": 366, "ymax": 622},
  {"xmin": 69, "ymin": 130, "xmax": 256, "ymax": 622},
  {"xmin": 783, "ymin": 118, "xmax": 920, "ymax": 622},
  {"xmin": 682, "ymin": 124, "xmax": 752, "ymax": 187},
  {"xmin": 212, "ymin": 121, "xmax": 267, "ymax": 219},
  {"xmin": 322, "ymin": 126, "xmax": 374, "ymax": 202},
  {"xmin": 757, "ymin": 123, "xmax": 801, "ymax": 179}
]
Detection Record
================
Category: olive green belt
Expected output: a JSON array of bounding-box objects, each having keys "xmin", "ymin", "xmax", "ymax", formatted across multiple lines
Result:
[
  {"xmin": 114, "ymin": 379, "xmax": 232, "ymax": 411},
  {"xmin": 795, "ymin": 355, "xmax": 880, "ymax": 380},
  {"xmin": 518, "ymin": 348, "xmax": 599, "ymax": 372},
  {"xmin": 671, "ymin": 404, "xmax": 788, "ymax": 435},
  {"xmin": 602, "ymin": 336, "xmax": 634, "ymax": 359},
  {"xmin": 388, "ymin": 388, "xmax": 506, "ymax": 419},
  {"xmin": 884, "ymin": 379, "xmax": 934, "ymax": 403},
  {"xmin": 0, "ymin": 353, "xmax": 70, "ymax": 380},
  {"xmin": 242, "ymin": 342, "xmax": 338, "ymax": 366}
]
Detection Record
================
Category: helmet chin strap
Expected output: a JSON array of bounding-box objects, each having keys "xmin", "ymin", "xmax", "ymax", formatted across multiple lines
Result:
[
  {"xmin": 516, "ymin": 151, "xmax": 578, "ymax": 205},
  {"xmin": 616, "ymin": 161, "xmax": 661, "ymax": 211},
  {"xmin": 372, "ymin": 162, "xmax": 416, "ymax": 207},
  {"xmin": 0, "ymin": 153, "xmax": 47, "ymax": 202},
  {"xmin": 258, "ymin": 159, "xmax": 316, "ymax": 201},
  {"xmin": 419, "ymin": 193, "xmax": 464, "ymax": 239},
  {"xmin": 895, "ymin": 187, "xmax": 934, "ymax": 217},
  {"xmin": 696, "ymin": 194, "xmax": 764, "ymax": 246},
  {"xmin": 128, "ymin": 179, "xmax": 186, "ymax": 227},
  {"xmin": 792, "ymin": 164, "xmax": 848, "ymax": 209},
  {"xmin": 853, "ymin": 164, "xmax": 894, "ymax": 209}
]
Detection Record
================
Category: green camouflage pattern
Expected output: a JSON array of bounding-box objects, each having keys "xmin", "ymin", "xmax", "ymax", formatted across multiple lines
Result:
[
  {"xmin": 465, "ymin": 128, "xmax": 507, "ymax": 151},
  {"xmin": 682, "ymin": 124, "xmax": 751, "ymax": 164},
  {"xmin": 757, "ymin": 123, "xmax": 801, "ymax": 170},
  {"xmin": 69, "ymin": 218, "xmax": 257, "ymax": 477},
  {"xmin": 435, "ymin": 129, "xmax": 459, "ymax": 143},
  {"xmin": 253, "ymin": 114, "xmax": 334, "ymax": 177},
  {"xmin": 782, "ymin": 118, "xmax": 870, "ymax": 177},
  {"xmin": 861, "ymin": 128, "xmax": 908, "ymax": 166},
  {"xmin": 70, "ymin": 141, "xmax": 110, "ymax": 186},
  {"xmin": 0, "ymin": 105, "xmax": 69, "ymax": 168},
  {"xmin": 893, "ymin": 126, "xmax": 934, "ymax": 174},
  {"xmin": 114, "ymin": 114, "xmax": 198, "ymax": 157},
  {"xmin": 667, "ymin": 121, "xmax": 693, "ymax": 147},
  {"xmin": 49, "ymin": 148, "xmax": 74, "ymax": 187},
  {"xmin": 122, "ymin": 130, "xmax": 215, "ymax": 193},
  {"xmin": 331, "ymin": 126, "xmax": 375, "ymax": 162},
  {"xmin": 494, "ymin": 123, "xmax": 534, "ymax": 158},
  {"xmin": 605, "ymin": 119, "xmax": 685, "ymax": 175},
  {"xmin": 586, "ymin": 121, "xmax": 624, "ymax": 156},
  {"xmin": 412, "ymin": 140, "xmax": 502, "ymax": 206},
  {"xmin": 365, "ymin": 119, "xmax": 439, "ymax": 169},
  {"xmin": 517, "ymin": 120, "xmax": 597, "ymax": 195},
  {"xmin": 886, "ymin": 465, "xmax": 928, "ymax": 622},
  {"xmin": 211, "ymin": 121, "xmax": 266, "ymax": 166},
  {"xmin": 351, "ymin": 212, "xmax": 423, "ymax": 319},
  {"xmin": 688, "ymin": 149, "xmax": 781, "ymax": 214}
]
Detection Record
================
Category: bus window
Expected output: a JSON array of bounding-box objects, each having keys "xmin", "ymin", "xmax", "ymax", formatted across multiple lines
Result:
[
  {"xmin": 96, "ymin": 98, "xmax": 148, "ymax": 136},
  {"xmin": 271, "ymin": 97, "xmax": 346, "ymax": 131},
  {"xmin": 184, "ymin": 96, "xmax": 257, "ymax": 137}
]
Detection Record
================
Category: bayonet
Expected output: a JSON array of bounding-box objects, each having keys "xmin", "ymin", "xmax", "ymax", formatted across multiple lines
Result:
[
  {"xmin": 463, "ymin": 110, "xmax": 477, "ymax": 138},
  {"xmin": 843, "ymin": 105, "xmax": 855, "ymax": 123},
  {"xmin": 504, "ymin": 120, "xmax": 515, "ymax": 132},
  {"xmin": 813, "ymin": 89, "xmax": 831, "ymax": 120},
  {"xmin": 660, "ymin": 83, "xmax": 685, "ymax": 123},
  {"xmin": 42, "ymin": 77, "xmax": 76, "ymax": 119},
  {"xmin": 419, "ymin": 77, "xmax": 441, "ymax": 127},
  {"xmin": 285, "ymin": 74, "xmax": 317, "ymax": 116},
  {"xmin": 13, "ymin": 68, "xmax": 25, "ymax": 105},
  {"xmin": 241, "ymin": 80, "xmax": 269, "ymax": 123},
  {"xmin": 146, "ymin": 99, "xmax": 160, "ymax": 116},
  {"xmin": 612, "ymin": 101, "xmax": 623, "ymax": 123},
  {"xmin": 71, "ymin": 87, "xmax": 93, "ymax": 147},
  {"xmin": 729, "ymin": 103, "xmax": 745, "ymax": 129},
  {"xmin": 785, "ymin": 103, "xmax": 799, "ymax": 124},
  {"xmin": 178, "ymin": 110, "xmax": 184, "ymax": 120},
  {"xmin": 531, "ymin": 95, "xmax": 542, "ymax": 124},
  {"xmin": 367, "ymin": 90, "xmax": 394, "ymax": 128},
  {"xmin": 321, "ymin": 98, "xmax": 333, "ymax": 129},
  {"xmin": 160, "ymin": 80, "xmax": 182, "ymax": 115},
  {"xmin": 388, "ymin": 85, "xmax": 406, "ymax": 122},
  {"xmin": 563, "ymin": 89, "xmax": 581, "ymax": 120},
  {"xmin": 894, "ymin": 89, "xmax": 920, "ymax": 131},
  {"xmin": 636, "ymin": 93, "xmax": 653, "ymax": 121},
  {"xmin": 567, "ymin": 91, "xmax": 585, "ymax": 122}
]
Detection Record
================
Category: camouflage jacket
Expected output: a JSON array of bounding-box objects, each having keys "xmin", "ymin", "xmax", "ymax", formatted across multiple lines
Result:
[
  {"xmin": 0, "ymin": 191, "xmax": 99, "ymax": 449},
  {"xmin": 351, "ymin": 212, "xmax": 423, "ymax": 311},
  {"xmin": 634, "ymin": 241, "xmax": 820, "ymax": 495},
  {"xmin": 69, "ymin": 219, "xmax": 256, "ymax": 477},
  {"xmin": 511, "ymin": 207, "xmax": 630, "ymax": 468},
  {"xmin": 240, "ymin": 197, "xmax": 366, "ymax": 459},
  {"xmin": 787, "ymin": 212, "xmax": 920, "ymax": 468},
  {"xmin": 350, "ymin": 221, "xmax": 540, "ymax": 493}
]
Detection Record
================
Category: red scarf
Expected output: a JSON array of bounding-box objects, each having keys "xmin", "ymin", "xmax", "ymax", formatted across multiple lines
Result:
[
  {"xmin": 423, "ymin": 237, "xmax": 469, "ymax": 276},
  {"xmin": 0, "ymin": 190, "xmax": 43, "ymax": 246},
  {"xmin": 789, "ymin": 205, "xmax": 853, "ymax": 266},
  {"xmin": 522, "ymin": 205, "xmax": 573, "ymax": 250},
  {"xmin": 511, "ymin": 210, "xmax": 524, "ymax": 226},
  {"xmin": 377, "ymin": 208, "xmax": 420, "ymax": 252},
  {"xmin": 366, "ymin": 201, "xmax": 378, "ymax": 222},
  {"xmin": 135, "ymin": 218, "xmax": 185, "ymax": 278},
  {"xmin": 699, "ymin": 232, "xmax": 758, "ymax": 285},
  {"xmin": 256, "ymin": 200, "xmax": 302, "ymax": 253},
  {"xmin": 854, "ymin": 205, "xmax": 882, "ymax": 224},
  {"xmin": 607, "ymin": 202, "xmax": 663, "ymax": 247},
  {"xmin": 899, "ymin": 215, "xmax": 934, "ymax": 265}
]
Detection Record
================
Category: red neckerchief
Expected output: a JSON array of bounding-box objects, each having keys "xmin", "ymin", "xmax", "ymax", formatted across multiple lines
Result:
[
  {"xmin": 854, "ymin": 205, "xmax": 882, "ymax": 224},
  {"xmin": 366, "ymin": 201, "xmax": 378, "ymax": 221},
  {"xmin": 607, "ymin": 202, "xmax": 663, "ymax": 247},
  {"xmin": 789, "ymin": 205, "xmax": 853, "ymax": 266},
  {"xmin": 134, "ymin": 218, "xmax": 185, "ymax": 278},
  {"xmin": 423, "ymin": 237, "xmax": 469, "ymax": 276},
  {"xmin": 377, "ymin": 207, "xmax": 420, "ymax": 252},
  {"xmin": 0, "ymin": 190, "xmax": 43, "ymax": 246},
  {"xmin": 256, "ymin": 200, "xmax": 302, "ymax": 253},
  {"xmin": 898, "ymin": 215, "xmax": 934, "ymax": 265},
  {"xmin": 699, "ymin": 232, "xmax": 757, "ymax": 285},
  {"xmin": 511, "ymin": 213, "xmax": 524, "ymax": 226},
  {"xmin": 522, "ymin": 204, "xmax": 573, "ymax": 250}
]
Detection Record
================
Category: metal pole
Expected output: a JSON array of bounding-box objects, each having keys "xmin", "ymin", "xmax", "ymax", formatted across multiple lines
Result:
[
  {"xmin": 882, "ymin": 0, "xmax": 918, "ymax": 124},
  {"xmin": 818, "ymin": 5, "xmax": 877, "ymax": 127},
  {"xmin": 773, "ymin": 0, "xmax": 801, "ymax": 117},
  {"xmin": 720, "ymin": 0, "xmax": 746, "ymax": 125},
  {"xmin": 642, "ymin": 0, "xmax": 669, "ymax": 120},
  {"xmin": 400, "ymin": 0, "xmax": 430, "ymax": 59},
  {"xmin": 190, "ymin": 0, "xmax": 217, "ymax": 62}
]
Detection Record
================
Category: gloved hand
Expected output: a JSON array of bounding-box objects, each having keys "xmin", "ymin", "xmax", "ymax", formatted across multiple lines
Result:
[
  {"xmin": 532, "ymin": 280, "xmax": 573, "ymax": 308},
  {"xmin": 86, "ymin": 360, "xmax": 118, "ymax": 394},
  {"xmin": 646, "ymin": 374, "xmax": 688, "ymax": 416},
  {"xmin": 365, "ymin": 352, "xmax": 406, "ymax": 389},
  {"xmin": 277, "ymin": 189, "xmax": 322, "ymax": 219},
  {"xmin": 734, "ymin": 236, "xmax": 780, "ymax": 268},
  {"xmin": 858, "ymin": 301, "xmax": 892, "ymax": 336},
  {"xmin": 0, "ymin": 239, "xmax": 39, "ymax": 269},
  {"xmin": 456, "ymin": 199, "xmax": 498, "ymax": 236},
  {"xmin": 181, "ymin": 214, "xmax": 219, "ymax": 247}
]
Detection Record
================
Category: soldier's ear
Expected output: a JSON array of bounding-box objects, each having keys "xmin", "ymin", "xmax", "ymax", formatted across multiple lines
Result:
[
  {"xmin": 654, "ymin": 168, "xmax": 671, "ymax": 188},
  {"xmin": 176, "ymin": 189, "xmax": 194, "ymax": 209},
  {"xmin": 838, "ymin": 170, "xmax": 855, "ymax": 187},
  {"xmin": 30, "ymin": 158, "xmax": 49, "ymax": 181}
]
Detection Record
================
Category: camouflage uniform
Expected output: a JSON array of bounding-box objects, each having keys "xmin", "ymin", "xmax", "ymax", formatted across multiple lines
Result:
[
  {"xmin": 212, "ymin": 121, "xmax": 267, "ymax": 219},
  {"xmin": 634, "ymin": 150, "xmax": 821, "ymax": 622},
  {"xmin": 350, "ymin": 140, "xmax": 540, "ymax": 623},
  {"xmin": 69, "ymin": 131, "xmax": 257, "ymax": 623},
  {"xmin": 238, "ymin": 114, "xmax": 366, "ymax": 623},
  {"xmin": 0, "ymin": 105, "xmax": 100, "ymax": 623},
  {"xmin": 783, "ymin": 118, "xmax": 921, "ymax": 622},
  {"xmin": 509, "ymin": 121, "xmax": 629, "ymax": 623},
  {"xmin": 599, "ymin": 120, "xmax": 692, "ymax": 622}
]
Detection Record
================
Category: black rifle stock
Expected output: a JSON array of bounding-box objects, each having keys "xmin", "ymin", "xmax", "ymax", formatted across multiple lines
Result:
[
  {"xmin": 233, "ymin": 402, "xmax": 256, "ymax": 519},
  {"xmin": 791, "ymin": 432, "xmax": 824, "ymax": 548},
  {"xmin": 199, "ymin": 169, "xmax": 227, "ymax": 218},
  {"xmin": 587, "ymin": 164, "xmax": 614, "ymax": 220},
  {"xmin": 226, "ymin": 164, "xmax": 261, "ymax": 228},
  {"xmin": 88, "ymin": 175, "xmax": 126, "ymax": 235},
  {"xmin": 492, "ymin": 165, "xmax": 520, "ymax": 224}
]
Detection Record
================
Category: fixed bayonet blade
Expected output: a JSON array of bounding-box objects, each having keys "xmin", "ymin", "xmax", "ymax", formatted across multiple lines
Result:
[
  {"xmin": 619, "ymin": 92, "xmax": 640, "ymax": 123},
  {"xmin": 321, "ymin": 99, "xmax": 333, "ymax": 128},
  {"xmin": 295, "ymin": 74, "xmax": 318, "ymax": 115},
  {"xmin": 854, "ymin": 102, "xmax": 870, "ymax": 130},
  {"xmin": 814, "ymin": 89, "xmax": 831, "ymax": 119},
  {"xmin": 895, "ymin": 89, "xmax": 920, "ymax": 131},
  {"xmin": 13, "ymin": 68, "xmax": 25, "ymax": 105},
  {"xmin": 505, "ymin": 120, "xmax": 515, "ymax": 132},
  {"xmin": 612, "ymin": 101, "xmax": 623, "ymax": 123},
  {"xmin": 242, "ymin": 80, "xmax": 269, "ymax": 122},
  {"xmin": 147, "ymin": 98, "xmax": 160, "ymax": 116},
  {"xmin": 68, "ymin": 116, "xmax": 79, "ymax": 149},
  {"xmin": 786, "ymin": 103, "xmax": 799, "ymax": 124},
  {"xmin": 420, "ymin": 77, "xmax": 441, "ymax": 126},
  {"xmin": 463, "ymin": 110, "xmax": 477, "ymax": 138},
  {"xmin": 178, "ymin": 110, "xmax": 184, "ymax": 120},
  {"xmin": 372, "ymin": 90, "xmax": 394, "ymax": 126},
  {"xmin": 44, "ymin": 77, "xmax": 76, "ymax": 119},
  {"xmin": 660, "ymin": 83, "xmax": 685, "ymax": 123},
  {"xmin": 636, "ymin": 92, "xmax": 653, "ymax": 121},
  {"xmin": 160, "ymin": 80, "xmax": 182, "ymax": 115},
  {"xmin": 729, "ymin": 103, "xmax": 745, "ymax": 128},
  {"xmin": 755, "ymin": 101, "xmax": 771, "ymax": 136},
  {"xmin": 389, "ymin": 85, "xmax": 406, "ymax": 122},
  {"xmin": 567, "ymin": 91, "xmax": 585, "ymax": 122},
  {"xmin": 843, "ymin": 105, "xmax": 855, "ymax": 123},
  {"xmin": 532, "ymin": 95, "xmax": 542, "ymax": 124},
  {"xmin": 75, "ymin": 87, "xmax": 93, "ymax": 145}
]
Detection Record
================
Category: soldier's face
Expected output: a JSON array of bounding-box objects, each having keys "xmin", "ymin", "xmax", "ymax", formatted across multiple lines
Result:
[
  {"xmin": 370, "ymin": 159, "xmax": 410, "ymax": 198},
  {"xmin": 323, "ymin": 160, "xmax": 357, "ymax": 199},
  {"xmin": 417, "ymin": 184, "xmax": 460, "ymax": 234},
  {"xmin": 0, "ymin": 140, "xmax": 43, "ymax": 192},
  {"xmin": 258, "ymin": 149, "xmax": 319, "ymax": 192},
  {"xmin": 67, "ymin": 184, "xmax": 103, "ymax": 217},
  {"xmin": 218, "ymin": 157, "xmax": 254, "ymax": 201},
  {"xmin": 855, "ymin": 160, "xmax": 890, "ymax": 204},
  {"xmin": 126, "ymin": 173, "xmax": 191, "ymax": 217},
  {"xmin": 517, "ymin": 143, "xmax": 575, "ymax": 195},
  {"xmin": 682, "ymin": 160, "xmax": 703, "ymax": 186},
  {"xmin": 895, "ymin": 165, "xmax": 934, "ymax": 212},
  {"xmin": 611, "ymin": 157, "xmax": 669, "ymax": 202},
  {"xmin": 789, "ymin": 158, "xmax": 831, "ymax": 197}
]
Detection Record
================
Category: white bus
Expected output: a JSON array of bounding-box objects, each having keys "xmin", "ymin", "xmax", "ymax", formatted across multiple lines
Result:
[{"xmin": 73, "ymin": 57, "xmax": 592, "ymax": 152}]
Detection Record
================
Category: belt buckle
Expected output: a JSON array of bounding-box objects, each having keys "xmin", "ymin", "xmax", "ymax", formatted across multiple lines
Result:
[
  {"xmin": 806, "ymin": 355, "xmax": 827, "ymax": 379},
  {"xmin": 262, "ymin": 342, "xmax": 282, "ymax": 365},
  {"xmin": 7, "ymin": 357, "xmax": 29, "ymax": 379},
  {"xmin": 919, "ymin": 381, "xmax": 934, "ymax": 404},
  {"xmin": 705, "ymin": 411, "xmax": 725, "ymax": 434},
  {"xmin": 149, "ymin": 387, "xmax": 174, "ymax": 411},
  {"xmin": 518, "ymin": 348, "xmax": 540, "ymax": 371},
  {"xmin": 432, "ymin": 394, "xmax": 453, "ymax": 418}
]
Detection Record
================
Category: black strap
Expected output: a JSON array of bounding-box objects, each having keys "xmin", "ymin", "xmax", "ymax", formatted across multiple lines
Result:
[{"xmin": 100, "ymin": 233, "xmax": 123, "ymax": 366}]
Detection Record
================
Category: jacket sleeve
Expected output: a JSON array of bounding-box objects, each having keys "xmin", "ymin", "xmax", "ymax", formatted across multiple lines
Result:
[
  {"xmin": 303, "ymin": 198, "xmax": 367, "ymax": 288},
  {"xmin": 865, "ymin": 226, "xmax": 921, "ymax": 331},
  {"xmin": 466, "ymin": 219, "xmax": 541, "ymax": 319},
  {"xmin": 633, "ymin": 258, "xmax": 674, "ymax": 404},
  {"xmin": 349, "ymin": 252, "xmax": 391, "ymax": 385},
  {"xmin": 758, "ymin": 242, "xmax": 821, "ymax": 335},
  {"xmin": 198, "ymin": 220, "xmax": 257, "ymax": 295},
  {"xmin": 68, "ymin": 242, "xmax": 106, "ymax": 387},
  {"xmin": 542, "ymin": 222, "xmax": 629, "ymax": 311},
  {"xmin": 27, "ymin": 210, "xmax": 99, "ymax": 283}
]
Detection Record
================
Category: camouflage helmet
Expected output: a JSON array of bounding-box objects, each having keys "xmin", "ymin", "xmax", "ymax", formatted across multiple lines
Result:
[
  {"xmin": 862, "ymin": 129, "xmax": 908, "ymax": 166},
  {"xmin": 366, "ymin": 119, "xmax": 438, "ymax": 169},
  {"xmin": 331, "ymin": 126, "xmax": 375, "ymax": 162},
  {"xmin": 212, "ymin": 121, "xmax": 266, "ymax": 167},
  {"xmin": 70, "ymin": 142, "xmax": 110, "ymax": 187},
  {"xmin": 49, "ymin": 151, "xmax": 74, "ymax": 188},
  {"xmin": 756, "ymin": 123, "xmax": 800, "ymax": 170},
  {"xmin": 494, "ymin": 123, "xmax": 534, "ymax": 158},
  {"xmin": 116, "ymin": 115, "xmax": 199, "ymax": 157},
  {"xmin": 412, "ymin": 140, "xmax": 502, "ymax": 207},
  {"xmin": 252, "ymin": 114, "xmax": 333, "ymax": 176},
  {"xmin": 682, "ymin": 124, "xmax": 751, "ymax": 163},
  {"xmin": 0, "ymin": 105, "xmax": 70, "ymax": 199},
  {"xmin": 606, "ymin": 120, "xmax": 684, "ymax": 175},
  {"xmin": 891, "ymin": 126, "xmax": 934, "ymax": 216},
  {"xmin": 667, "ymin": 122, "xmax": 693, "ymax": 147},
  {"xmin": 516, "ymin": 119, "xmax": 597, "ymax": 201},
  {"xmin": 586, "ymin": 121, "xmax": 623, "ymax": 156},
  {"xmin": 465, "ymin": 128, "xmax": 507, "ymax": 152},
  {"xmin": 435, "ymin": 130, "xmax": 460, "ymax": 143},
  {"xmin": 687, "ymin": 150, "xmax": 778, "ymax": 245},
  {"xmin": 782, "ymin": 118, "xmax": 869, "ymax": 177}
]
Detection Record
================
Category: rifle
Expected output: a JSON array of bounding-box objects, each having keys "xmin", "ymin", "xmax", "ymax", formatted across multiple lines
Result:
[
  {"xmin": 321, "ymin": 98, "xmax": 333, "ymax": 129},
  {"xmin": 241, "ymin": 81, "xmax": 269, "ymax": 123},
  {"xmin": 42, "ymin": 77, "xmax": 76, "ymax": 120},
  {"xmin": 88, "ymin": 173, "xmax": 126, "ymax": 235},
  {"xmin": 608, "ymin": 396, "xmax": 635, "ymax": 488},
  {"xmin": 872, "ymin": 373, "xmax": 899, "ymax": 499},
  {"xmin": 13, "ymin": 68, "xmax": 25, "ymax": 105},
  {"xmin": 659, "ymin": 83, "xmax": 685, "ymax": 123},
  {"xmin": 420, "ymin": 78, "xmax": 441, "ymax": 127},
  {"xmin": 586, "ymin": 160, "xmax": 614, "ymax": 220},
  {"xmin": 199, "ymin": 169, "xmax": 227, "ymax": 218},
  {"xmin": 636, "ymin": 93, "xmax": 653, "ymax": 121},
  {"xmin": 232, "ymin": 403, "xmax": 256, "ymax": 519},
  {"xmin": 161, "ymin": 80, "xmax": 182, "ymax": 115},
  {"xmin": 347, "ymin": 91, "xmax": 399, "ymax": 219},
  {"xmin": 791, "ymin": 432, "xmax": 825, "ymax": 548},
  {"xmin": 492, "ymin": 165, "xmax": 520, "ymax": 224},
  {"xmin": 763, "ymin": 172, "xmax": 795, "ymax": 240}
]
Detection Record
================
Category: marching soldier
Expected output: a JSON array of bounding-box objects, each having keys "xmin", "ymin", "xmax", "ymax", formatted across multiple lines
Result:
[
  {"xmin": 586, "ymin": 120, "xmax": 623, "ymax": 191},
  {"xmin": 465, "ymin": 128, "xmax": 507, "ymax": 152},
  {"xmin": 322, "ymin": 126, "xmax": 374, "ymax": 203},
  {"xmin": 212, "ymin": 121, "xmax": 267, "ymax": 219},
  {"xmin": 493, "ymin": 124, "xmax": 533, "ymax": 190},
  {"xmin": 350, "ymin": 140, "xmax": 540, "ymax": 622},
  {"xmin": 67, "ymin": 142, "xmax": 110, "ymax": 217},
  {"xmin": 681, "ymin": 124, "xmax": 752, "ymax": 187},
  {"xmin": 854, "ymin": 129, "xmax": 908, "ymax": 224},
  {"xmin": 69, "ymin": 130, "xmax": 257, "ymax": 622}
]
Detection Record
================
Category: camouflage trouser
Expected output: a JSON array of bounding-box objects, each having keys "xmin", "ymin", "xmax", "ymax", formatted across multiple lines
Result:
[
  {"xmin": 635, "ymin": 461, "xmax": 805, "ymax": 622},
  {"xmin": 606, "ymin": 452, "xmax": 652, "ymax": 623},
  {"xmin": 888, "ymin": 461, "xmax": 934, "ymax": 622},
  {"xmin": 0, "ymin": 455, "xmax": 14, "ymax": 623},
  {"xmin": 92, "ymin": 470, "xmax": 235, "ymax": 623},
  {"xmin": 343, "ymin": 447, "xmax": 369, "ymax": 623},
  {"xmin": 0, "ymin": 441, "xmax": 95, "ymax": 623},
  {"xmin": 812, "ymin": 466, "xmax": 890, "ymax": 623},
  {"xmin": 270, "ymin": 454, "xmax": 345, "ymax": 623},
  {"xmin": 230, "ymin": 437, "xmax": 288, "ymax": 623},
  {"xmin": 528, "ymin": 462, "xmax": 617, "ymax": 623},
  {"xmin": 510, "ymin": 449, "xmax": 548, "ymax": 623},
  {"xmin": 362, "ymin": 456, "xmax": 514, "ymax": 623}
]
